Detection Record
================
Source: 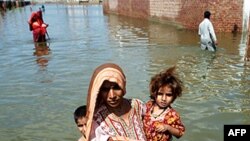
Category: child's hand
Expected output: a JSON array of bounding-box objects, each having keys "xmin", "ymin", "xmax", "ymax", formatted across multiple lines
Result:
[
  {"xmin": 155, "ymin": 123, "xmax": 169, "ymax": 132},
  {"xmin": 111, "ymin": 136, "xmax": 140, "ymax": 141}
]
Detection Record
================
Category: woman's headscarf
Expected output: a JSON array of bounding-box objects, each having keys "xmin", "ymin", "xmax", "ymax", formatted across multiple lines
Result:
[
  {"xmin": 28, "ymin": 11, "xmax": 44, "ymax": 31},
  {"xmin": 85, "ymin": 63, "xmax": 126, "ymax": 140},
  {"xmin": 28, "ymin": 12, "xmax": 38, "ymax": 31}
]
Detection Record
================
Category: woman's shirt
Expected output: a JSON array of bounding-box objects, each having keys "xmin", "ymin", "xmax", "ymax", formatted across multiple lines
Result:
[{"xmin": 92, "ymin": 98, "xmax": 146, "ymax": 141}]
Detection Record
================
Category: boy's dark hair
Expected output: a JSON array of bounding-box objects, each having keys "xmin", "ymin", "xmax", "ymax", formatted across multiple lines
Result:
[
  {"xmin": 204, "ymin": 11, "xmax": 211, "ymax": 19},
  {"xmin": 74, "ymin": 105, "xmax": 87, "ymax": 124}
]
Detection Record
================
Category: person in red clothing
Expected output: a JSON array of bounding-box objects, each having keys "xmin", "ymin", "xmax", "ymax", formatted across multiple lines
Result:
[{"xmin": 28, "ymin": 10, "xmax": 49, "ymax": 42}]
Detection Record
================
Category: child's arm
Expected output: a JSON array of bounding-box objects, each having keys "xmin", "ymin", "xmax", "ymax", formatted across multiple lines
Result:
[
  {"xmin": 93, "ymin": 121, "xmax": 141, "ymax": 141},
  {"xmin": 156, "ymin": 109, "xmax": 185, "ymax": 138},
  {"xmin": 155, "ymin": 124, "xmax": 184, "ymax": 138},
  {"xmin": 93, "ymin": 122, "xmax": 133, "ymax": 141},
  {"xmin": 108, "ymin": 136, "xmax": 140, "ymax": 141}
]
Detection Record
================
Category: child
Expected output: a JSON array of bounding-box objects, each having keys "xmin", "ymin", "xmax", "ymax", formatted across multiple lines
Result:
[
  {"xmin": 143, "ymin": 66, "xmax": 185, "ymax": 141},
  {"xmin": 74, "ymin": 105, "xmax": 87, "ymax": 141}
]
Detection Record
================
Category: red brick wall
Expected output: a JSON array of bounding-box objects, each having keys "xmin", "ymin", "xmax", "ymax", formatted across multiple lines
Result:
[
  {"xmin": 176, "ymin": 0, "xmax": 243, "ymax": 32},
  {"xmin": 103, "ymin": 0, "xmax": 243, "ymax": 32},
  {"xmin": 246, "ymin": 16, "xmax": 250, "ymax": 60},
  {"xmin": 149, "ymin": 0, "xmax": 182, "ymax": 20},
  {"xmin": 103, "ymin": 0, "xmax": 150, "ymax": 19}
]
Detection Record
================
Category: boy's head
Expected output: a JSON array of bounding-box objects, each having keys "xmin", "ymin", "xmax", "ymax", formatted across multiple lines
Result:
[{"xmin": 74, "ymin": 105, "xmax": 87, "ymax": 137}]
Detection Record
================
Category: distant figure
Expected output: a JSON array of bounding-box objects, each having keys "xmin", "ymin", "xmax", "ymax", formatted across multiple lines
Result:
[
  {"xmin": 231, "ymin": 24, "xmax": 238, "ymax": 34},
  {"xmin": 41, "ymin": 5, "xmax": 45, "ymax": 12},
  {"xmin": 28, "ymin": 10, "xmax": 49, "ymax": 42},
  {"xmin": 2, "ymin": 2, "xmax": 7, "ymax": 11},
  {"xmin": 198, "ymin": 10, "xmax": 218, "ymax": 52},
  {"xmin": 74, "ymin": 105, "xmax": 87, "ymax": 141},
  {"xmin": 143, "ymin": 66, "xmax": 185, "ymax": 141}
]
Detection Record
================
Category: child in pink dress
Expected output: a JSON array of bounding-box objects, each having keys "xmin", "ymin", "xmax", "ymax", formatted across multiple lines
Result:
[{"xmin": 143, "ymin": 66, "xmax": 185, "ymax": 141}]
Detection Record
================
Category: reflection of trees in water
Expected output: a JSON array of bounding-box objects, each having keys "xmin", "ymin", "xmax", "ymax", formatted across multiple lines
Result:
[{"xmin": 33, "ymin": 42, "xmax": 51, "ymax": 69}]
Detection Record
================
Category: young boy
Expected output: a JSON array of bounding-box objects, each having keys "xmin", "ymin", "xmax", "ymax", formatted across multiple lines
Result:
[{"xmin": 74, "ymin": 105, "xmax": 87, "ymax": 141}]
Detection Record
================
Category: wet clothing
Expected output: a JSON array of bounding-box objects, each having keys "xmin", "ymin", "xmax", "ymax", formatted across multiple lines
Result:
[
  {"xmin": 198, "ymin": 18, "xmax": 217, "ymax": 51},
  {"xmin": 92, "ymin": 99, "xmax": 146, "ymax": 141},
  {"xmin": 28, "ymin": 11, "xmax": 48, "ymax": 42},
  {"xmin": 143, "ymin": 100, "xmax": 185, "ymax": 141}
]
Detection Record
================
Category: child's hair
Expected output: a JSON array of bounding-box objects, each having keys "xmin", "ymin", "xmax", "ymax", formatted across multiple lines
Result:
[
  {"xmin": 149, "ymin": 66, "xmax": 183, "ymax": 102},
  {"xmin": 74, "ymin": 105, "xmax": 87, "ymax": 124}
]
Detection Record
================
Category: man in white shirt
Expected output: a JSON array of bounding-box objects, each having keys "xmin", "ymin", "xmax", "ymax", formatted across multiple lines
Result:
[{"xmin": 198, "ymin": 11, "xmax": 218, "ymax": 51}]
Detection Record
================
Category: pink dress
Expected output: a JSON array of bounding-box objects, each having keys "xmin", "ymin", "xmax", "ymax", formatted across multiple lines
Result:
[
  {"xmin": 93, "ymin": 99, "xmax": 147, "ymax": 141},
  {"xmin": 143, "ymin": 100, "xmax": 185, "ymax": 141}
]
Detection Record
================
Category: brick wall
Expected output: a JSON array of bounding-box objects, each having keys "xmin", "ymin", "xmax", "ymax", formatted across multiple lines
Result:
[
  {"xmin": 103, "ymin": 0, "xmax": 149, "ymax": 19},
  {"xmin": 103, "ymin": 0, "xmax": 244, "ymax": 32},
  {"xmin": 246, "ymin": 16, "xmax": 250, "ymax": 60},
  {"xmin": 175, "ymin": 0, "xmax": 243, "ymax": 32},
  {"xmin": 150, "ymin": 0, "xmax": 181, "ymax": 20}
]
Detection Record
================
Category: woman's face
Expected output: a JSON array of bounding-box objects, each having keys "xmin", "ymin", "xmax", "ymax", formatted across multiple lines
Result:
[
  {"xmin": 155, "ymin": 85, "xmax": 173, "ymax": 108},
  {"xmin": 100, "ymin": 81, "xmax": 124, "ymax": 108}
]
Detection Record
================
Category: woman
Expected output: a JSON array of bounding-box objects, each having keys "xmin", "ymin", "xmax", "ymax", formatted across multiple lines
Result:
[
  {"xmin": 28, "ymin": 10, "xmax": 48, "ymax": 42},
  {"xmin": 85, "ymin": 63, "xmax": 146, "ymax": 141}
]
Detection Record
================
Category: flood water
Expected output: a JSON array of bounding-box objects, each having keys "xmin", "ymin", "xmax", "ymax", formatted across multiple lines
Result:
[{"xmin": 0, "ymin": 4, "xmax": 249, "ymax": 141}]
